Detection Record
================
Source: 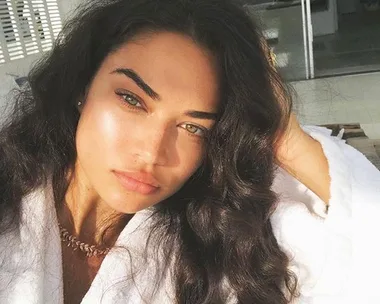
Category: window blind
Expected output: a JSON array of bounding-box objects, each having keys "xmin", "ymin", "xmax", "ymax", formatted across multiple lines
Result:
[{"xmin": 0, "ymin": 0, "xmax": 62, "ymax": 65}]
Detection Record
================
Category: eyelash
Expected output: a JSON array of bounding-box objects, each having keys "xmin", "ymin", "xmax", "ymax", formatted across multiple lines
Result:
[{"xmin": 115, "ymin": 90, "xmax": 208, "ymax": 138}]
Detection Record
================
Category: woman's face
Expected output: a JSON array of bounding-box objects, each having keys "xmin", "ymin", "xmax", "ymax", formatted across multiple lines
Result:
[{"xmin": 75, "ymin": 32, "xmax": 220, "ymax": 214}]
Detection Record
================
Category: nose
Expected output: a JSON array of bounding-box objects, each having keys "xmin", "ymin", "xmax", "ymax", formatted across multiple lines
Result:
[{"xmin": 133, "ymin": 121, "xmax": 173, "ymax": 167}]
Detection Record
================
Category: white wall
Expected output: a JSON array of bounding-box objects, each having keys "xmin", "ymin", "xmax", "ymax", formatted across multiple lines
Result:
[{"xmin": 58, "ymin": 0, "xmax": 83, "ymax": 23}]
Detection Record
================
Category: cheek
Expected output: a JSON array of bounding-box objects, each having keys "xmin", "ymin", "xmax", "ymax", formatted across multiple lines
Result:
[
  {"xmin": 174, "ymin": 141, "xmax": 204, "ymax": 183},
  {"xmin": 76, "ymin": 100, "xmax": 127, "ymax": 165}
]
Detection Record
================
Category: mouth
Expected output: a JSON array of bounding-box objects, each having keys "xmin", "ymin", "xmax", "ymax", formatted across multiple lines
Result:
[{"xmin": 113, "ymin": 170, "xmax": 160, "ymax": 195}]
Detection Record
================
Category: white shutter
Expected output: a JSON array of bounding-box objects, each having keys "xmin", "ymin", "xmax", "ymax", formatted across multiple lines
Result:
[
  {"xmin": 0, "ymin": 0, "xmax": 62, "ymax": 65},
  {"xmin": 0, "ymin": 45, "xmax": 5, "ymax": 64}
]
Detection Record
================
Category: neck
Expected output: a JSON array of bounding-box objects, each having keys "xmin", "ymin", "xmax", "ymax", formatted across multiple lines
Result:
[{"xmin": 56, "ymin": 166, "xmax": 132, "ymax": 247}]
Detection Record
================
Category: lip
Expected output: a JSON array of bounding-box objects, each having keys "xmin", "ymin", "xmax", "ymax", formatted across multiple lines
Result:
[{"xmin": 113, "ymin": 170, "xmax": 160, "ymax": 195}]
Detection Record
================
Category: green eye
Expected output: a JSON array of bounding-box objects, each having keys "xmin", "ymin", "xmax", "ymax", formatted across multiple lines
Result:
[
  {"xmin": 115, "ymin": 91, "xmax": 143, "ymax": 108},
  {"xmin": 186, "ymin": 124, "xmax": 199, "ymax": 134},
  {"xmin": 122, "ymin": 94, "xmax": 141, "ymax": 107},
  {"xmin": 182, "ymin": 123, "xmax": 206, "ymax": 137}
]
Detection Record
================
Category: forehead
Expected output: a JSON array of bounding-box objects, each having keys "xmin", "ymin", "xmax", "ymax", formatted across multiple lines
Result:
[{"xmin": 100, "ymin": 31, "xmax": 220, "ymax": 111}]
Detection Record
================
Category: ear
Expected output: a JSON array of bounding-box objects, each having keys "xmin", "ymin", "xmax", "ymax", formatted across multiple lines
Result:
[
  {"xmin": 77, "ymin": 85, "xmax": 90, "ymax": 113},
  {"xmin": 77, "ymin": 101, "xmax": 83, "ymax": 112}
]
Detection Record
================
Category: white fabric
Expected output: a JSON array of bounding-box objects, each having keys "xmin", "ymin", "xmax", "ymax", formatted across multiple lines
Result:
[
  {"xmin": 1, "ymin": 126, "xmax": 379, "ymax": 303},
  {"xmin": 272, "ymin": 126, "xmax": 380, "ymax": 304}
]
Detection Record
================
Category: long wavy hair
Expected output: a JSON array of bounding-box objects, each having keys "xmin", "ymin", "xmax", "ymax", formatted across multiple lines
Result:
[{"xmin": 0, "ymin": 0, "xmax": 298, "ymax": 303}]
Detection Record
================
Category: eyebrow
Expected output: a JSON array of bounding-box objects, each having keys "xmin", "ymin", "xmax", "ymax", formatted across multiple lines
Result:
[
  {"xmin": 111, "ymin": 68, "xmax": 160, "ymax": 100},
  {"xmin": 185, "ymin": 110, "xmax": 217, "ymax": 121}
]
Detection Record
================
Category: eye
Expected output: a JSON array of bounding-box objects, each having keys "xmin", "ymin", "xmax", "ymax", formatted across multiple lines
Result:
[
  {"xmin": 115, "ymin": 91, "xmax": 143, "ymax": 108},
  {"xmin": 181, "ymin": 123, "xmax": 207, "ymax": 137}
]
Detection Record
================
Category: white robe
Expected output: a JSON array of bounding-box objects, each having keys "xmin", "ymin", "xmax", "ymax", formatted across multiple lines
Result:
[{"xmin": 1, "ymin": 126, "xmax": 379, "ymax": 304}]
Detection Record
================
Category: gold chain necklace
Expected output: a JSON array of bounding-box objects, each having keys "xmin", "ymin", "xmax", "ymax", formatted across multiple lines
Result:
[{"xmin": 58, "ymin": 223, "xmax": 110, "ymax": 257}]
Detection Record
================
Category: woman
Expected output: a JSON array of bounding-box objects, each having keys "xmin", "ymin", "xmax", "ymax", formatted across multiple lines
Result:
[{"xmin": 0, "ymin": 0, "xmax": 379, "ymax": 303}]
